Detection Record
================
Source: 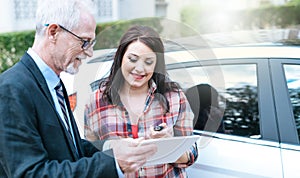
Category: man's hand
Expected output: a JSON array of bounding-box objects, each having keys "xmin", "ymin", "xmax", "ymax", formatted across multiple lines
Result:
[{"xmin": 110, "ymin": 138, "xmax": 157, "ymax": 173}]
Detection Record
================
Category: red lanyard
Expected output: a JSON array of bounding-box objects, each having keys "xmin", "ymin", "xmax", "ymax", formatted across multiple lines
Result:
[{"xmin": 131, "ymin": 124, "xmax": 139, "ymax": 139}]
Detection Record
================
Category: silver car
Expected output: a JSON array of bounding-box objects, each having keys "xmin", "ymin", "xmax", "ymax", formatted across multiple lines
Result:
[{"xmin": 62, "ymin": 38, "xmax": 300, "ymax": 178}]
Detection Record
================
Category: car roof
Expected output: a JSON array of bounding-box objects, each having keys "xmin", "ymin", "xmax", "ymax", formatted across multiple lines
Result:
[
  {"xmin": 201, "ymin": 46, "xmax": 300, "ymax": 59},
  {"xmin": 88, "ymin": 44, "xmax": 300, "ymax": 66}
]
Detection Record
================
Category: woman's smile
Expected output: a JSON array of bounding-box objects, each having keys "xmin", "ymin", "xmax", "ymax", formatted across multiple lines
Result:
[{"xmin": 131, "ymin": 72, "xmax": 146, "ymax": 80}]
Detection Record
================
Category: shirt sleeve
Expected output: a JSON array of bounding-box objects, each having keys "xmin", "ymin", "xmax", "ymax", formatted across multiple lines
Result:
[
  {"xmin": 172, "ymin": 90, "xmax": 198, "ymax": 168},
  {"xmin": 115, "ymin": 158, "xmax": 125, "ymax": 178}
]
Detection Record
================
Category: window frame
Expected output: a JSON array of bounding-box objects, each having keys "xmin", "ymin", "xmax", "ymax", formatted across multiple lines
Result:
[
  {"xmin": 270, "ymin": 58, "xmax": 300, "ymax": 145},
  {"xmin": 170, "ymin": 57, "xmax": 280, "ymax": 142}
]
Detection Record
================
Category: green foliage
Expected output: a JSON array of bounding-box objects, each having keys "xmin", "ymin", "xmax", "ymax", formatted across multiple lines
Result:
[
  {"xmin": 94, "ymin": 17, "xmax": 163, "ymax": 49},
  {"xmin": 287, "ymin": 0, "xmax": 300, "ymax": 6},
  {"xmin": 241, "ymin": 5, "xmax": 300, "ymax": 29},
  {"xmin": 180, "ymin": 6, "xmax": 204, "ymax": 36},
  {"xmin": 0, "ymin": 18, "xmax": 164, "ymax": 73},
  {"xmin": 0, "ymin": 30, "xmax": 35, "ymax": 73},
  {"xmin": 181, "ymin": 5, "xmax": 216, "ymax": 34},
  {"xmin": 181, "ymin": 4, "xmax": 300, "ymax": 33}
]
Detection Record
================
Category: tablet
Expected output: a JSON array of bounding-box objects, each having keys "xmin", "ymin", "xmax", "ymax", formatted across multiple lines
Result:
[{"xmin": 139, "ymin": 135, "xmax": 200, "ymax": 166}]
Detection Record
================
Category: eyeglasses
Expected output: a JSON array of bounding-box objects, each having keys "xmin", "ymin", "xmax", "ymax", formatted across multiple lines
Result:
[{"xmin": 44, "ymin": 24, "xmax": 96, "ymax": 50}]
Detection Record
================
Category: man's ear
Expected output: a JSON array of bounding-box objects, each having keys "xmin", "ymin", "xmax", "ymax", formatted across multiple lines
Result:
[{"xmin": 46, "ymin": 24, "xmax": 59, "ymax": 41}]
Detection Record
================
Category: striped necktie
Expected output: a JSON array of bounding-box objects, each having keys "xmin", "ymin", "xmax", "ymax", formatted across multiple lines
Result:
[
  {"xmin": 55, "ymin": 81, "xmax": 79, "ymax": 156},
  {"xmin": 55, "ymin": 82, "xmax": 74, "ymax": 142}
]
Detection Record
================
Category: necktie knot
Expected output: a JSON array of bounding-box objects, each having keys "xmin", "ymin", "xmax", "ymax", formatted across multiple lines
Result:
[{"xmin": 55, "ymin": 82, "xmax": 62, "ymax": 91}]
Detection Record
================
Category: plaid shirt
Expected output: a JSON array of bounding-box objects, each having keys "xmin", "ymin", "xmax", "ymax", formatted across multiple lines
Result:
[{"xmin": 84, "ymin": 81, "xmax": 198, "ymax": 178}]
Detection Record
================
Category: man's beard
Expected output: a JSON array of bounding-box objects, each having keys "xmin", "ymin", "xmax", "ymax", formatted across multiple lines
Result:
[{"xmin": 65, "ymin": 62, "xmax": 79, "ymax": 75}]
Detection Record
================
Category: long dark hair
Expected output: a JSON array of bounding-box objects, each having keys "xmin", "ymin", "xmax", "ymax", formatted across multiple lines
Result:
[{"xmin": 100, "ymin": 25, "xmax": 180, "ymax": 113}]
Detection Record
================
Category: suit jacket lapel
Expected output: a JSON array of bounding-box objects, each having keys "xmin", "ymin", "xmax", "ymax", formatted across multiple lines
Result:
[
  {"xmin": 20, "ymin": 53, "xmax": 55, "ymax": 108},
  {"xmin": 20, "ymin": 53, "xmax": 80, "ymax": 159}
]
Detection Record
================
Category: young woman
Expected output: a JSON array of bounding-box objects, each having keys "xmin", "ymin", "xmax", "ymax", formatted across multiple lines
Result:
[{"xmin": 84, "ymin": 25, "xmax": 198, "ymax": 177}]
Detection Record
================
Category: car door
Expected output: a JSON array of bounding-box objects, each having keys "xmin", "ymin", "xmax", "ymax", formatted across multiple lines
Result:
[
  {"xmin": 270, "ymin": 58, "xmax": 300, "ymax": 178},
  {"xmin": 167, "ymin": 57, "xmax": 283, "ymax": 177}
]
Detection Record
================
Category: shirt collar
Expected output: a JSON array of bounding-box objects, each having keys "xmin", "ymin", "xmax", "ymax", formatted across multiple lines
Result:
[{"xmin": 27, "ymin": 48, "xmax": 60, "ymax": 89}]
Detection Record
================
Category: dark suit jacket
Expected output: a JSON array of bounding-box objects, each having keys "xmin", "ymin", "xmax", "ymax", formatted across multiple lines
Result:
[{"xmin": 0, "ymin": 53, "xmax": 118, "ymax": 177}]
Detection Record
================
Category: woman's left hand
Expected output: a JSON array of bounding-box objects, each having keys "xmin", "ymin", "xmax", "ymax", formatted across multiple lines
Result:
[{"xmin": 148, "ymin": 123, "xmax": 174, "ymax": 139}]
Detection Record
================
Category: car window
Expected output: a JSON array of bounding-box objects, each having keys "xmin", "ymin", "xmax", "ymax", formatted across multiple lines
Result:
[
  {"xmin": 168, "ymin": 63, "xmax": 260, "ymax": 138},
  {"xmin": 283, "ymin": 64, "xmax": 300, "ymax": 142}
]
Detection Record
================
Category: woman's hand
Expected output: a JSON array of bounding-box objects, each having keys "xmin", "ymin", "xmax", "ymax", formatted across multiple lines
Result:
[{"xmin": 148, "ymin": 123, "xmax": 173, "ymax": 139}]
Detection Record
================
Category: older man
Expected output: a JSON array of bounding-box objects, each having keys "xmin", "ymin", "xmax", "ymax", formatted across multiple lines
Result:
[{"xmin": 0, "ymin": 0, "xmax": 156, "ymax": 177}]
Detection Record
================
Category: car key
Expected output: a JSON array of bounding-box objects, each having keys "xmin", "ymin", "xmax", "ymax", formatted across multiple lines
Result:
[{"xmin": 154, "ymin": 125, "xmax": 164, "ymax": 131}]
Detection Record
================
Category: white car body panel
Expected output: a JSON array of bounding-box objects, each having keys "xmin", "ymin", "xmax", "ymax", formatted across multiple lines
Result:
[
  {"xmin": 188, "ymin": 133, "xmax": 282, "ymax": 178},
  {"xmin": 280, "ymin": 144, "xmax": 300, "ymax": 178}
]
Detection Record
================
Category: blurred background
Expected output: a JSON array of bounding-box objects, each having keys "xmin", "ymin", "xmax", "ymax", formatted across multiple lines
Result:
[
  {"xmin": 1, "ymin": 0, "xmax": 300, "ymax": 73},
  {"xmin": 0, "ymin": 0, "xmax": 297, "ymax": 33}
]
